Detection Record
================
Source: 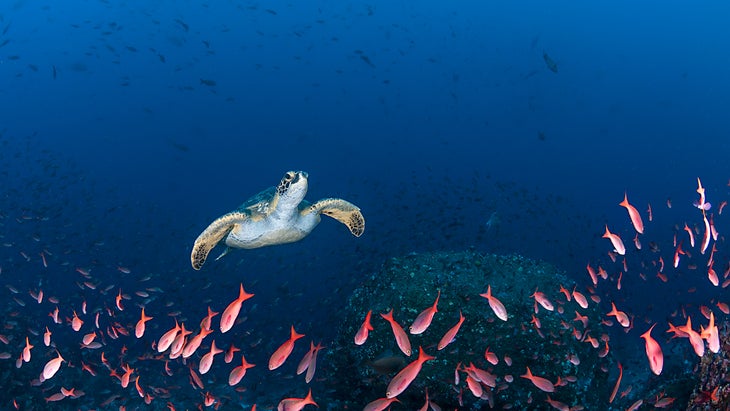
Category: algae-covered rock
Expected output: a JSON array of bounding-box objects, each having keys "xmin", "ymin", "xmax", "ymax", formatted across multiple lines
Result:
[{"xmin": 325, "ymin": 250, "xmax": 611, "ymax": 410}]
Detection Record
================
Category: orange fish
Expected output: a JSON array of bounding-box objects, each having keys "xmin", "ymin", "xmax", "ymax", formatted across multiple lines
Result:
[
  {"xmin": 157, "ymin": 320, "xmax": 181, "ymax": 353},
  {"xmin": 607, "ymin": 302, "xmax": 630, "ymax": 328},
  {"xmin": 182, "ymin": 327, "xmax": 214, "ymax": 359},
  {"xmin": 199, "ymin": 340, "xmax": 223, "ymax": 374},
  {"xmin": 169, "ymin": 323, "xmax": 192, "ymax": 358},
  {"xmin": 224, "ymin": 343, "xmax": 240, "ymax": 364},
  {"xmin": 602, "ymin": 225, "xmax": 626, "ymax": 255},
  {"xmin": 386, "ymin": 346, "xmax": 434, "ymax": 398},
  {"xmin": 220, "ymin": 283, "xmax": 254, "ymax": 333},
  {"xmin": 437, "ymin": 311, "xmax": 465, "ymax": 350},
  {"xmin": 269, "ymin": 326, "xmax": 305, "ymax": 370},
  {"xmin": 354, "ymin": 310, "xmax": 373, "ymax": 345},
  {"xmin": 410, "ymin": 290, "xmax": 440, "ymax": 334},
  {"xmin": 135, "ymin": 308, "xmax": 153, "ymax": 338},
  {"xmin": 586, "ymin": 264, "xmax": 598, "ymax": 286},
  {"xmin": 484, "ymin": 346, "xmax": 499, "ymax": 365},
  {"xmin": 120, "ymin": 364, "xmax": 134, "ymax": 388},
  {"xmin": 71, "ymin": 311, "xmax": 83, "ymax": 332},
  {"xmin": 700, "ymin": 212, "xmax": 711, "ymax": 254},
  {"xmin": 116, "ymin": 289, "xmax": 124, "ymax": 311},
  {"xmin": 22, "ymin": 337, "xmax": 33, "ymax": 363},
  {"xmin": 480, "ymin": 285, "xmax": 508, "ymax": 321},
  {"xmin": 678, "ymin": 316, "xmax": 704, "ymax": 357},
  {"xmin": 531, "ymin": 289, "xmax": 554, "ymax": 311},
  {"xmin": 276, "ymin": 388, "xmax": 316, "ymax": 411},
  {"xmin": 200, "ymin": 307, "xmax": 219, "ymax": 331},
  {"xmin": 228, "ymin": 354, "xmax": 255, "ymax": 386},
  {"xmin": 700, "ymin": 311, "xmax": 720, "ymax": 354},
  {"xmin": 380, "ymin": 309, "xmax": 412, "ymax": 356},
  {"xmin": 619, "ymin": 193, "xmax": 644, "ymax": 234},
  {"xmin": 609, "ymin": 362, "xmax": 623, "ymax": 403},
  {"xmin": 521, "ymin": 366, "xmax": 554, "ymax": 392},
  {"xmin": 572, "ymin": 287, "xmax": 588, "ymax": 309},
  {"xmin": 363, "ymin": 397, "xmax": 400, "ymax": 411},
  {"xmin": 43, "ymin": 327, "xmax": 51, "ymax": 347},
  {"xmin": 716, "ymin": 301, "xmax": 730, "ymax": 315}
]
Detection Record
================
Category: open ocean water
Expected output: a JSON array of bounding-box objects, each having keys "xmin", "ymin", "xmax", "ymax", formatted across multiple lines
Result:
[{"xmin": 1, "ymin": 1, "xmax": 729, "ymax": 410}]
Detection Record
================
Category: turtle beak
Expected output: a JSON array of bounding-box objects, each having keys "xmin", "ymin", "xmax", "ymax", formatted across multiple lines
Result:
[{"xmin": 298, "ymin": 171, "xmax": 309, "ymax": 180}]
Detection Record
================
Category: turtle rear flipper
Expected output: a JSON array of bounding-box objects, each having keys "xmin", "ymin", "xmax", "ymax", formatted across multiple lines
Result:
[
  {"xmin": 191, "ymin": 211, "xmax": 247, "ymax": 270},
  {"xmin": 309, "ymin": 198, "xmax": 365, "ymax": 237}
]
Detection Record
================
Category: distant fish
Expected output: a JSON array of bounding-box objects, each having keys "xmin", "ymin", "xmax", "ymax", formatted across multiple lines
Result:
[
  {"xmin": 167, "ymin": 139, "xmax": 189, "ymax": 152},
  {"xmin": 173, "ymin": 18, "xmax": 189, "ymax": 32},
  {"xmin": 543, "ymin": 51, "xmax": 558, "ymax": 73},
  {"xmin": 200, "ymin": 78, "xmax": 217, "ymax": 87},
  {"xmin": 484, "ymin": 211, "xmax": 499, "ymax": 231},
  {"xmin": 360, "ymin": 55, "xmax": 375, "ymax": 68}
]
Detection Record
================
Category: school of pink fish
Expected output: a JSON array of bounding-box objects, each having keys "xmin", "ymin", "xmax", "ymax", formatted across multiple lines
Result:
[{"xmin": 1, "ymin": 177, "xmax": 728, "ymax": 409}]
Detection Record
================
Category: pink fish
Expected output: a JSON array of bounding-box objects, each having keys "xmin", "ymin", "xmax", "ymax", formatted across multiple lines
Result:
[
  {"xmin": 269, "ymin": 326, "xmax": 305, "ymax": 370},
  {"xmin": 701, "ymin": 311, "xmax": 720, "ymax": 354},
  {"xmin": 277, "ymin": 388, "xmax": 317, "ymax": 411},
  {"xmin": 437, "ymin": 311, "xmax": 465, "ymax": 350},
  {"xmin": 480, "ymin": 285, "xmax": 508, "ymax": 321},
  {"xmin": 640, "ymin": 324, "xmax": 663, "ymax": 375},
  {"xmin": 619, "ymin": 193, "xmax": 644, "ymax": 234},
  {"xmin": 228, "ymin": 354, "xmax": 255, "ymax": 386},
  {"xmin": 678, "ymin": 317, "xmax": 705, "ymax": 357},
  {"xmin": 410, "ymin": 290, "xmax": 440, "ymax": 334},
  {"xmin": 363, "ymin": 397, "xmax": 400, "ymax": 411},
  {"xmin": 606, "ymin": 302, "xmax": 630, "ymax": 328},
  {"xmin": 220, "ymin": 283, "xmax": 254, "ymax": 333},
  {"xmin": 380, "ymin": 309, "xmax": 411, "ymax": 356},
  {"xmin": 386, "ymin": 346, "xmax": 434, "ymax": 398},
  {"xmin": 199, "ymin": 340, "xmax": 223, "ymax": 374},
  {"xmin": 156, "ymin": 320, "xmax": 181, "ymax": 353},
  {"xmin": 182, "ymin": 326, "xmax": 214, "ymax": 359},
  {"xmin": 22, "ymin": 337, "xmax": 33, "ymax": 363},
  {"xmin": 354, "ymin": 310, "xmax": 373, "ymax": 345},
  {"xmin": 41, "ymin": 351, "xmax": 65, "ymax": 381},
  {"xmin": 135, "ymin": 308, "xmax": 153, "ymax": 338},
  {"xmin": 521, "ymin": 366, "xmax": 554, "ymax": 393},
  {"xmin": 602, "ymin": 225, "xmax": 626, "ymax": 255}
]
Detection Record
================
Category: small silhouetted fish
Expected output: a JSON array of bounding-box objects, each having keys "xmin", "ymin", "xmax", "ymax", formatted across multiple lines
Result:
[
  {"xmin": 174, "ymin": 19, "xmax": 189, "ymax": 32},
  {"xmin": 265, "ymin": 9, "xmax": 277, "ymax": 15},
  {"xmin": 0, "ymin": 39, "xmax": 10, "ymax": 48},
  {"xmin": 168, "ymin": 139, "xmax": 189, "ymax": 152},
  {"xmin": 360, "ymin": 55, "xmax": 375, "ymax": 68},
  {"xmin": 125, "ymin": 46, "xmax": 137, "ymax": 52},
  {"xmin": 158, "ymin": 53, "xmax": 166, "ymax": 63},
  {"xmin": 200, "ymin": 78, "xmax": 216, "ymax": 87},
  {"xmin": 52, "ymin": 65, "xmax": 57, "ymax": 79},
  {"xmin": 27, "ymin": 64, "xmax": 37, "ymax": 72},
  {"xmin": 7, "ymin": 55, "xmax": 19, "ymax": 60},
  {"xmin": 543, "ymin": 51, "xmax": 558, "ymax": 73}
]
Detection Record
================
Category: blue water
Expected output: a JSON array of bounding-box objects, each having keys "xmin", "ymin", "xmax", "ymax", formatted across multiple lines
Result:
[{"xmin": 1, "ymin": 1, "xmax": 729, "ymax": 409}]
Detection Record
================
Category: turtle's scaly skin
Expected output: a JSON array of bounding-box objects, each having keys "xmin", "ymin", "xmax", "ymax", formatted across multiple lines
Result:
[{"xmin": 190, "ymin": 171, "xmax": 364, "ymax": 270}]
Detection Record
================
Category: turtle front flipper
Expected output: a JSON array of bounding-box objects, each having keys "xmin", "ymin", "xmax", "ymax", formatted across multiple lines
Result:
[
  {"xmin": 308, "ymin": 198, "xmax": 365, "ymax": 237},
  {"xmin": 191, "ymin": 212, "xmax": 246, "ymax": 270}
]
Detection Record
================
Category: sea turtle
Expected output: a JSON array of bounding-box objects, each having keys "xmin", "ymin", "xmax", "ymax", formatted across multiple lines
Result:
[{"xmin": 190, "ymin": 170, "xmax": 365, "ymax": 270}]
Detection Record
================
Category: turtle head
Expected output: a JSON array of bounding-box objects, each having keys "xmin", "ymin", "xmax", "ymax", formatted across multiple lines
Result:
[{"xmin": 276, "ymin": 170, "xmax": 308, "ymax": 205}]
